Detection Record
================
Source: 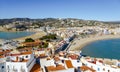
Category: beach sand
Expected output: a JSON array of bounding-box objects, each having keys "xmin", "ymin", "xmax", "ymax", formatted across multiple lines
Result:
[
  {"xmin": 13, "ymin": 31, "xmax": 47, "ymax": 41},
  {"xmin": 69, "ymin": 34, "xmax": 120, "ymax": 51}
]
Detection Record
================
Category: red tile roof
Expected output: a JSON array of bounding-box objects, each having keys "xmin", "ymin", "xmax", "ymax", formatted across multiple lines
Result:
[
  {"xmin": 11, "ymin": 54, "xmax": 21, "ymax": 56},
  {"xmin": 22, "ymin": 41, "xmax": 41, "ymax": 47},
  {"xmin": 30, "ymin": 64, "xmax": 42, "ymax": 72},
  {"xmin": 18, "ymin": 48, "xmax": 32, "ymax": 52},
  {"xmin": 68, "ymin": 54, "xmax": 79, "ymax": 60},
  {"xmin": 11, "ymin": 51, "xmax": 32, "ymax": 56},
  {"xmin": 12, "ymin": 59, "xmax": 28, "ymax": 62},
  {"xmin": 65, "ymin": 60, "xmax": 74, "ymax": 68},
  {"xmin": 46, "ymin": 65, "xmax": 65, "ymax": 71},
  {"xmin": 38, "ymin": 53, "xmax": 47, "ymax": 58},
  {"xmin": 21, "ymin": 51, "xmax": 32, "ymax": 55},
  {"xmin": 0, "ymin": 56, "xmax": 4, "ymax": 58}
]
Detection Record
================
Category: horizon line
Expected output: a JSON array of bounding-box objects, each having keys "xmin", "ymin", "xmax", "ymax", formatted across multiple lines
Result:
[{"xmin": 0, "ymin": 17, "xmax": 120, "ymax": 22}]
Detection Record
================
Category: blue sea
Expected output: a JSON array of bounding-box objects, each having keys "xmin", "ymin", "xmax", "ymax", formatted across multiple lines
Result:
[
  {"xmin": 81, "ymin": 39, "xmax": 120, "ymax": 59},
  {"xmin": 0, "ymin": 31, "xmax": 35, "ymax": 39}
]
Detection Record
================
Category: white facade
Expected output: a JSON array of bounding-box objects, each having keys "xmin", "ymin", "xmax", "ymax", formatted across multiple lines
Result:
[
  {"xmin": 0, "ymin": 62, "xmax": 6, "ymax": 72},
  {"xmin": 81, "ymin": 58, "xmax": 120, "ymax": 72},
  {"xmin": 50, "ymin": 68, "xmax": 74, "ymax": 72},
  {"xmin": 0, "ymin": 53, "xmax": 35, "ymax": 72}
]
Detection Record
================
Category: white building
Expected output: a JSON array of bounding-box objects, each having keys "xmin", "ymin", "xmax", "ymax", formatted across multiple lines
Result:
[
  {"xmin": 0, "ymin": 50, "xmax": 36, "ymax": 72},
  {"xmin": 81, "ymin": 57, "xmax": 120, "ymax": 72}
]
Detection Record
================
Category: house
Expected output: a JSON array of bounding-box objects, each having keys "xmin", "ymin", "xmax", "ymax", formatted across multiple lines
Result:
[{"xmin": 0, "ymin": 49, "xmax": 36, "ymax": 72}]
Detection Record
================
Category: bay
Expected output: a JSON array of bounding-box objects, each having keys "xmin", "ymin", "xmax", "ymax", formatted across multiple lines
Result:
[
  {"xmin": 0, "ymin": 31, "xmax": 35, "ymax": 39},
  {"xmin": 81, "ymin": 39, "xmax": 120, "ymax": 59}
]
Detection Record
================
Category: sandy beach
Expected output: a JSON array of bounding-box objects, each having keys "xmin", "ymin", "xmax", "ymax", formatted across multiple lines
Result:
[
  {"xmin": 13, "ymin": 31, "xmax": 47, "ymax": 41},
  {"xmin": 69, "ymin": 34, "xmax": 120, "ymax": 51}
]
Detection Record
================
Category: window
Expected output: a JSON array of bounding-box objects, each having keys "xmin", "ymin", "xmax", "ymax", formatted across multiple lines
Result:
[
  {"xmin": 7, "ymin": 65, "xmax": 9, "ymax": 72},
  {"xmin": 26, "ymin": 55, "xmax": 28, "ymax": 58},
  {"xmin": 7, "ymin": 66, "xmax": 9, "ymax": 69},
  {"xmin": 103, "ymin": 68, "xmax": 105, "ymax": 71},
  {"xmin": 61, "ymin": 60, "xmax": 64, "ymax": 63},
  {"xmin": 77, "ymin": 60, "xmax": 80, "ymax": 63},
  {"xmin": 2, "ymin": 66, "xmax": 4, "ymax": 69},
  {"xmin": 98, "ymin": 68, "xmax": 100, "ymax": 71}
]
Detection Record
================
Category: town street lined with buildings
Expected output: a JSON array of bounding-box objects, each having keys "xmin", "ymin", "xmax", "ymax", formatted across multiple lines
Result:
[{"xmin": 1, "ymin": 26, "xmax": 120, "ymax": 72}]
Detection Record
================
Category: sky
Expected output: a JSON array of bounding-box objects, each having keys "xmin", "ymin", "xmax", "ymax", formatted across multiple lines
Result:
[{"xmin": 0, "ymin": 0, "xmax": 120, "ymax": 21}]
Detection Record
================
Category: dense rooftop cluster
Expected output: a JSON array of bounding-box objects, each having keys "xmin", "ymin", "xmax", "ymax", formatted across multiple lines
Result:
[{"xmin": 1, "ymin": 19, "xmax": 120, "ymax": 72}]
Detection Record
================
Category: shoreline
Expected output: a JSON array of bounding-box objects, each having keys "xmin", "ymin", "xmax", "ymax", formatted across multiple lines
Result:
[
  {"xmin": 13, "ymin": 31, "xmax": 47, "ymax": 41},
  {"xmin": 69, "ymin": 34, "xmax": 120, "ymax": 51},
  {"xmin": 0, "ymin": 31, "xmax": 47, "ymax": 41}
]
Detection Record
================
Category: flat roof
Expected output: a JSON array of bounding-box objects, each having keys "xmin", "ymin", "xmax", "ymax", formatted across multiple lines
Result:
[
  {"xmin": 65, "ymin": 60, "xmax": 74, "ymax": 68},
  {"xmin": 46, "ymin": 64, "xmax": 65, "ymax": 71}
]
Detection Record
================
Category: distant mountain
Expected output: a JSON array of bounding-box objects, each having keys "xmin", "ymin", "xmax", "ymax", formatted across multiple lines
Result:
[
  {"xmin": 0, "ymin": 18, "xmax": 120, "ymax": 27},
  {"xmin": 0, "ymin": 18, "xmax": 32, "ymax": 25},
  {"xmin": 0, "ymin": 18, "xmax": 58, "ymax": 25},
  {"xmin": 103, "ymin": 21, "xmax": 120, "ymax": 24}
]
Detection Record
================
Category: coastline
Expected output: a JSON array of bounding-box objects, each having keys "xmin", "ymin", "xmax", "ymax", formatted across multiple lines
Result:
[
  {"xmin": 0, "ymin": 31, "xmax": 46, "ymax": 41},
  {"xmin": 69, "ymin": 34, "xmax": 120, "ymax": 51},
  {"xmin": 13, "ymin": 31, "xmax": 47, "ymax": 41}
]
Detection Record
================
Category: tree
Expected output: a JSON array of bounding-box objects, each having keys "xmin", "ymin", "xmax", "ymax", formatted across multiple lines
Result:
[
  {"xmin": 39, "ymin": 34, "xmax": 57, "ymax": 40},
  {"xmin": 0, "ymin": 44, "xmax": 2, "ymax": 46},
  {"xmin": 16, "ymin": 46, "xmax": 25, "ymax": 49},
  {"xmin": 39, "ymin": 42, "xmax": 48, "ymax": 48},
  {"xmin": 25, "ymin": 38, "xmax": 34, "ymax": 42}
]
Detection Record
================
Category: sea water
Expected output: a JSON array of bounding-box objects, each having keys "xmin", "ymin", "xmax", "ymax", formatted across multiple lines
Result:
[
  {"xmin": 0, "ymin": 31, "xmax": 35, "ymax": 39},
  {"xmin": 81, "ymin": 39, "xmax": 120, "ymax": 59}
]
